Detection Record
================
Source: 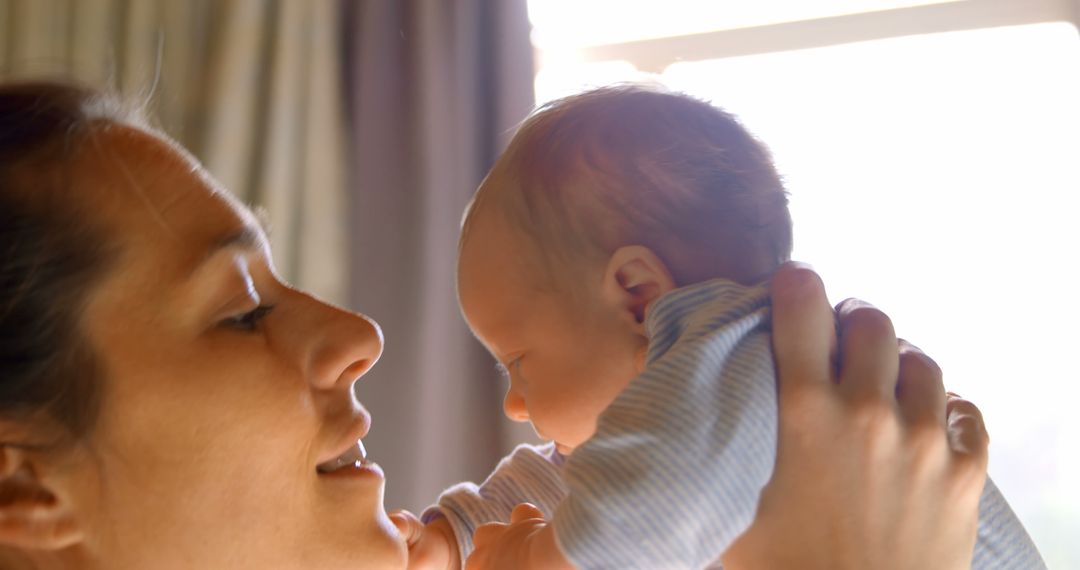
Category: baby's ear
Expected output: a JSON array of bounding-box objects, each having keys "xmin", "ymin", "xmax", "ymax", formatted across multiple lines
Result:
[
  {"xmin": 0, "ymin": 443, "xmax": 83, "ymax": 550},
  {"xmin": 602, "ymin": 245, "xmax": 676, "ymax": 333}
]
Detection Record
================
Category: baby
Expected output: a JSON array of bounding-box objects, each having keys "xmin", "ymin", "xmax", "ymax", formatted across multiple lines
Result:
[{"xmin": 397, "ymin": 85, "xmax": 1044, "ymax": 569}]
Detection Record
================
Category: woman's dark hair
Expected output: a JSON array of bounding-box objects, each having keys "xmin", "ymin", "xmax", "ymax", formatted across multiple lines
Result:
[{"xmin": 1, "ymin": 82, "xmax": 127, "ymax": 446}]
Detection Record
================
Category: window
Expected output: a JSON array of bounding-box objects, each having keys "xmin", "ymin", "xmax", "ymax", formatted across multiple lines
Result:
[{"xmin": 529, "ymin": 1, "xmax": 1080, "ymax": 566}]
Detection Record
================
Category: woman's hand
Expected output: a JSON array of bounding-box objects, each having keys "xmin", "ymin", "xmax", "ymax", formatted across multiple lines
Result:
[{"xmin": 721, "ymin": 263, "xmax": 988, "ymax": 570}]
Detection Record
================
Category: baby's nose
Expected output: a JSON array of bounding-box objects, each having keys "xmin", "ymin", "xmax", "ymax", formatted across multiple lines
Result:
[{"xmin": 503, "ymin": 388, "xmax": 529, "ymax": 422}]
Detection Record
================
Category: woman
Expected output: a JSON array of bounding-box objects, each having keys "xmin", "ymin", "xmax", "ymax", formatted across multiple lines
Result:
[{"xmin": 0, "ymin": 82, "xmax": 987, "ymax": 569}]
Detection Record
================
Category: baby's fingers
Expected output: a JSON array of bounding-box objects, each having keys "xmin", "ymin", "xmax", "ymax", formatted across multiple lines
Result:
[
  {"xmin": 510, "ymin": 503, "xmax": 545, "ymax": 524},
  {"xmin": 389, "ymin": 509, "xmax": 424, "ymax": 547},
  {"xmin": 472, "ymin": 521, "xmax": 507, "ymax": 549}
]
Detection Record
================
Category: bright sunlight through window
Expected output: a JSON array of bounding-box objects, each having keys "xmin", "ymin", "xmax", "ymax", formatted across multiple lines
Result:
[
  {"xmin": 528, "ymin": 0, "xmax": 965, "ymax": 48},
  {"xmin": 529, "ymin": 3, "xmax": 1080, "ymax": 566}
]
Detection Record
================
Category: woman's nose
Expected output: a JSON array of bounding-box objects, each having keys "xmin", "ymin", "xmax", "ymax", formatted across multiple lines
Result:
[
  {"xmin": 285, "ymin": 292, "xmax": 384, "ymax": 392},
  {"xmin": 315, "ymin": 312, "xmax": 383, "ymax": 392}
]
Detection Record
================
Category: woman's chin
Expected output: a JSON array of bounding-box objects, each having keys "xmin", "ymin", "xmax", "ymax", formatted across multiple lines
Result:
[
  {"xmin": 349, "ymin": 506, "xmax": 409, "ymax": 569},
  {"xmin": 311, "ymin": 484, "xmax": 408, "ymax": 569}
]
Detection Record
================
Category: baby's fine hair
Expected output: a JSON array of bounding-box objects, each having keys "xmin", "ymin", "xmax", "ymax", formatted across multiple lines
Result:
[{"xmin": 466, "ymin": 84, "xmax": 793, "ymax": 286}]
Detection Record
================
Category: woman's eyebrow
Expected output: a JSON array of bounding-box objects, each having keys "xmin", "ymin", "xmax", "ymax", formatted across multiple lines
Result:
[
  {"xmin": 213, "ymin": 226, "xmax": 263, "ymax": 254},
  {"xmin": 187, "ymin": 225, "xmax": 266, "ymax": 278}
]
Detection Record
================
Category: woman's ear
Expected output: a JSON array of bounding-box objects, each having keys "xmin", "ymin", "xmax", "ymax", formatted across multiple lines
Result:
[
  {"xmin": 601, "ymin": 245, "xmax": 677, "ymax": 334},
  {"xmin": 0, "ymin": 444, "xmax": 83, "ymax": 550}
]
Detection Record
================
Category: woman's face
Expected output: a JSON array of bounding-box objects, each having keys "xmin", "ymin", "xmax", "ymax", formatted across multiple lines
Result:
[{"xmin": 60, "ymin": 125, "xmax": 405, "ymax": 569}]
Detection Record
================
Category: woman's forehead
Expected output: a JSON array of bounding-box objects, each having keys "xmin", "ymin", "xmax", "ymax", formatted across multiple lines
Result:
[
  {"xmin": 85, "ymin": 126, "xmax": 249, "ymax": 231},
  {"xmin": 74, "ymin": 125, "xmax": 256, "ymax": 264}
]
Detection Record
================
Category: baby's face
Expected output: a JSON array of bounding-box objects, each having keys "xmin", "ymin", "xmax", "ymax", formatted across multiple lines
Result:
[{"xmin": 457, "ymin": 208, "xmax": 643, "ymax": 454}]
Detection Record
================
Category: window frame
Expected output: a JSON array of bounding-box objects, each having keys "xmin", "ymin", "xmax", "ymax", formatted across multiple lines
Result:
[{"xmin": 534, "ymin": 0, "xmax": 1080, "ymax": 73}]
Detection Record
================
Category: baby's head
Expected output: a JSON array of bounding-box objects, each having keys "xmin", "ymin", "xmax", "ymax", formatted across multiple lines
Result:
[{"xmin": 457, "ymin": 84, "xmax": 792, "ymax": 453}]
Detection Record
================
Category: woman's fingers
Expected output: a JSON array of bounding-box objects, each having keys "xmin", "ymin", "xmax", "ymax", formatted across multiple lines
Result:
[
  {"xmin": 769, "ymin": 262, "xmax": 837, "ymax": 395},
  {"xmin": 946, "ymin": 394, "xmax": 990, "ymax": 471},
  {"xmin": 896, "ymin": 340, "xmax": 947, "ymax": 428},
  {"xmin": 734, "ymin": 268, "xmax": 993, "ymax": 570},
  {"xmin": 835, "ymin": 299, "xmax": 899, "ymax": 402}
]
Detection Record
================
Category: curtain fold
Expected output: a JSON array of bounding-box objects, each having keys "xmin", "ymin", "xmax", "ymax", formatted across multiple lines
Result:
[
  {"xmin": 0, "ymin": 0, "xmax": 348, "ymax": 305},
  {"xmin": 343, "ymin": 0, "xmax": 538, "ymax": 512}
]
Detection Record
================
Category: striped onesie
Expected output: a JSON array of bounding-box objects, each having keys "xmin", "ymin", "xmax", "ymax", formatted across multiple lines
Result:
[{"xmin": 425, "ymin": 279, "xmax": 1045, "ymax": 569}]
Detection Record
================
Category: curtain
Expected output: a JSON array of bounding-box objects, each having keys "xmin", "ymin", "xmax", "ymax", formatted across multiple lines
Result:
[
  {"xmin": 0, "ymin": 0, "xmax": 348, "ymax": 304},
  {"xmin": 343, "ymin": 0, "xmax": 538, "ymax": 512}
]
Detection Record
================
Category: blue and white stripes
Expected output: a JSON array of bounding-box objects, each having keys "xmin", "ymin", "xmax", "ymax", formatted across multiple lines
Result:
[
  {"xmin": 427, "ymin": 279, "xmax": 1045, "ymax": 569},
  {"xmin": 423, "ymin": 442, "xmax": 569, "ymax": 562},
  {"xmin": 973, "ymin": 478, "xmax": 1046, "ymax": 569},
  {"xmin": 554, "ymin": 281, "xmax": 776, "ymax": 569}
]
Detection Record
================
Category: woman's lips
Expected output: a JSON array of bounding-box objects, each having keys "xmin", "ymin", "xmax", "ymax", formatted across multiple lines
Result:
[
  {"xmin": 316, "ymin": 440, "xmax": 367, "ymax": 473},
  {"xmin": 317, "ymin": 459, "xmax": 384, "ymax": 480},
  {"xmin": 316, "ymin": 440, "xmax": 384, "ymax": 480},
  {"xmin": 316, "ymin": 411, "xmax": 373, "ymax": 473}
]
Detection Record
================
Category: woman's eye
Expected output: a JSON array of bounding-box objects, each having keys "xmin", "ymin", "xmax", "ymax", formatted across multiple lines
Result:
[{"xmin": 222, "ymin": 305, "xmax": 275, "ymax": 332}]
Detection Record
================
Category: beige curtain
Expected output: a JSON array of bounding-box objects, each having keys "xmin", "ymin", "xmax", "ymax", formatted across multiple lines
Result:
[
  {"xmin": 0, "ymin": 0, "xmax": 348, "ymax": 304},
  {"xmin": 343, "ymin": 0, "xmax": 538, "ymax": 512}
]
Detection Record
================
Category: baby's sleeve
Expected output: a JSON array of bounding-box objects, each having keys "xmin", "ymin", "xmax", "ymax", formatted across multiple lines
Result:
[
  {"xmin": 972, "ymin": 477, "xmax": 1047, "ymax": 569},
  {"xmin": 421, "ymin": 442, "xmax": 568, "ymax": 565}
]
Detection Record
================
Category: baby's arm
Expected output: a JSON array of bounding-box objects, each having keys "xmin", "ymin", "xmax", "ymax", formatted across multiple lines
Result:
[
  {"xmin": 419, "ymin": 443, "xmax": 568, "ymax": 568},
  {"xmin": 390, "ymin": 510, "xmax": 460, "ymax": 570}
]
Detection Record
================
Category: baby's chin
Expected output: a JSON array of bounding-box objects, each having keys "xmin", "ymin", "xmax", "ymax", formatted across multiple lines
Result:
[{"xmin": 555, "ymin": 442, "xmax": 574, "ymax": 455}]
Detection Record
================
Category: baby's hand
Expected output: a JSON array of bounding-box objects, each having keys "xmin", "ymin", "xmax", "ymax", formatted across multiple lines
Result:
[
  {"xmin": 389, "ymin": 509, "xmax": 459, "ymax": 570},
  {"xmin": 466, "ymin": 504, "xmax": 573, "ymax": 570}
]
